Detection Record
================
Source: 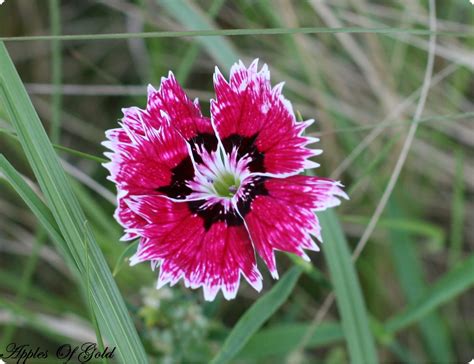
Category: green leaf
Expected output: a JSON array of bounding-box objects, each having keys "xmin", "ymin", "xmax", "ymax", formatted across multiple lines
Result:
[
  {"xmin": 0, "ymin": 42, "xmax": 147, "ymax": 363},
  {"xmin": 211, "ymin": 266, "xmax": 303, "ymax": 364},
  {"xmin": 319, "ymin": 210, "xmax": 378, "ymax": 364}
]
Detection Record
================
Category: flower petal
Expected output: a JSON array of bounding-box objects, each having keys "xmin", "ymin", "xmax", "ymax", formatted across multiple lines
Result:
[
  {"xmin": 115, "ymin": 190, "xmax": 146, "ymax": 241},
  {"xmin": 242, "ymin": 175, "xmax": 348, "ymax": 278},
  {"xmin": 121, "ymin": 106, "xmax": 154, "ymax": 134},
  {"xmin": 147, "ymin": 72, "xmax": 213, "ymax": 139},
  {"xmin": 104, "ymin": 73, "xmax": 219, "ymax": 240},
  {"xmin": 211, "ymin": 59, "xmax": 320, "ymax": 175},
  {"xmin": 103, "ymin": 123, "xmax": 190, "ymax": 196},
  {"xmin": 127, "ymin": 195, "xmax": 263, "ymax": 301}
]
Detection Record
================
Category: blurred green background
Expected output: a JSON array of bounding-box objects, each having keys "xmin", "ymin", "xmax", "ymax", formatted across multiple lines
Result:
[{"xmin": 0, "ymin": 0, "xmax": 473, "ymax": 363}]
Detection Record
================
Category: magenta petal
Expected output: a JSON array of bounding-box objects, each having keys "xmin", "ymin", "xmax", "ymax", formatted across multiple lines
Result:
[
  {"xmin": 104, "ymin": 126, "xmax": 192, "ymax": 246},
  {"xmin": 104, "ymin": 72, "xmax": 214, "ymax": 194},
  {"xmin": 103, "ymin": 124, "xmax": 189, "ymax": 195},
  {"xmin": 127, "ymin": 195, "xmax": 262, "ymax": 301},
  {"xmin": 115, "ymin": 191, "xmax": 147, "ymax": 241},
  {"xmin": 104, "ymin": 74, "xmax": 214, "ymax": 243},
  {"xmin": 121, "ymin": 106, "xmax": 153, "ymax": 134},
  {"xmin": 211, "ymin": 59, "xmax": 320, "ymax": 175},
  {"xmin": 147, "ymin": 72, "xmax": 213, "ymax": 139},
  {"xmin": 243, "ymin": 176, "xmax": 348, "ymax": 277}
]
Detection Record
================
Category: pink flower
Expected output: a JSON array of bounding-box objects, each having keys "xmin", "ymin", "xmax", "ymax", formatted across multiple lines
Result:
[{"xmin": 103, "ymin": 59, "xmax": 348, "ymax": 301}]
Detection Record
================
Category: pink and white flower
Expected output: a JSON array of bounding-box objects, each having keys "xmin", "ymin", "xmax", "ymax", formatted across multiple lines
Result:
[{"xmin": 103, "ymin": 59, "xmax": 348, "ymax": 301}]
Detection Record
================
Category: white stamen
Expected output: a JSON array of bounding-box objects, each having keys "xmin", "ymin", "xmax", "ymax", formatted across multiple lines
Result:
[{"xmin": 187, "ymin": 144, "xmax": 251, "ymax": 211}]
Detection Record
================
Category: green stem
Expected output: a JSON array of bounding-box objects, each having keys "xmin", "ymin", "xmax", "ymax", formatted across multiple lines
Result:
[{"xmin": 48, "ymin": 0, "xmax": 62, "ymax": 143}]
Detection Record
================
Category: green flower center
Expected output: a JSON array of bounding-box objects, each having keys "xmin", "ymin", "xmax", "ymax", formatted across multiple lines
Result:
[{"xmin": 213, "ymin": 172, "xmax": 241, "ymax": 198}]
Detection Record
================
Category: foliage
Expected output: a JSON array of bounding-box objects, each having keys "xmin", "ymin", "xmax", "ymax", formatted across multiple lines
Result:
[{"xmin": 0, "ymin": 1, "xmax": 472, "ymax": 363}]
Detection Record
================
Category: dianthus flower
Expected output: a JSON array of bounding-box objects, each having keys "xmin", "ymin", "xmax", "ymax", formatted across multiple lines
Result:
[{"xmin": 103, "ymin": 59, "xmax": 347, "ymax": 301}]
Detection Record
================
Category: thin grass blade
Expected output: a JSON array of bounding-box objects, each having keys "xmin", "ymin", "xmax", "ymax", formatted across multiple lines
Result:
[
  {"xmin": 319, "ymin": 209, "xmax": 378, "ymax": 364},
  {"xmin": 449, "ymin": 150, "xmax": 465, "ymax": 264},
  {"xmin": 48, "ymin": 0, "xmax": 62, "ymax": 143}
]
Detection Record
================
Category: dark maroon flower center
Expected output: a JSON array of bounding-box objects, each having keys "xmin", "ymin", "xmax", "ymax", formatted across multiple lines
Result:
[{"xmin": 157, "ymin": 132, "xmax": 268, "ymax": 230}]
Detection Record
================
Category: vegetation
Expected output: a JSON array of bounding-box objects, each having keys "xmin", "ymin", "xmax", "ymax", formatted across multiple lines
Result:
[{"xmin": 0, "ymin": 1, "xmax": 472, "ymax": 363}]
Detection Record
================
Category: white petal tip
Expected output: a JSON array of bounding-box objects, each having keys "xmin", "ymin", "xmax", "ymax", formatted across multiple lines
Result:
[
  {"xmin": 304, "ymin": 160, "xmax": 320, "ymax": 169},
  {"xmin": 129, "ymin": 254, "xmax": 141, "ymax": 266},
  {"xmin": 147, "ymin": 84, "xmax": 156, "ymax": 94}
]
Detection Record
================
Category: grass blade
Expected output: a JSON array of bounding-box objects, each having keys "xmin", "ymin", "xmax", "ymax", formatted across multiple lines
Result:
[
  {"xmin": 175, "ymin": 0, "xmax": 227, "ymax": 84},
  {"xmin": 449, "ymin": 149, "xmax": 465, "ymax": 264},
  {"xmin": 0, "ymin": 43, "xmax": 147, "ymax": 363},
  {"xmin": 0, "ymin": 28, "xmax": 471, "ymax": 43},
  {"xmin": 113, "ymin": 241, "xmax": 139, "ymax": 277},
  {"xmin": 211, "ymin": 266, "xmax": 303, "ymax": 364},
  {"xmin": 388, "ymin": 199, "xmax": 454, "ymax": 362},
  {"xmin": 0, "ymin": 155, "xmax": 69, "ymax": 253},
  {"xmin": 48, "ymin": 0, "xmax": 62, "ymax": 143},
  {"xmin": 238, "ymin": 322, "xmax": 343, "ymax": 360},
  {"xmin": 319, "ymin": 210, "xmax": 378, "ymax": 364},
  {"xmin": 0, "ymin": 156, "xmax": 118, "ymax": 356},
  {"xmin": 386, "ymin": 253, "xmax": 474, "ymax": 334},
  {"xmin": 0, "ymin": 127, "xmax": 107, "ymax": 163},
  {"xmin": 159, "ymin": 0, "xmax": 237, "ymax": 69}
]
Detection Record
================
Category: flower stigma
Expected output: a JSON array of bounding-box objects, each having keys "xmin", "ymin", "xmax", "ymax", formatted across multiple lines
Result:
[
  {"xmin": 187, "ymin": 144, "xmax": 250, "ymax": 203},
  {"xmin": 213, "ymin": 171, "xmax": 241, "ymax": 198}
]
